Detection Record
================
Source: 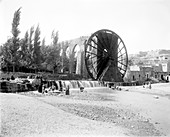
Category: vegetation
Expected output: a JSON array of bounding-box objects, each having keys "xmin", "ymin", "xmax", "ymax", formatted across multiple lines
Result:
[{"xmin": 0, "ymin": 8, "xmax": 70, "ymax": 74}]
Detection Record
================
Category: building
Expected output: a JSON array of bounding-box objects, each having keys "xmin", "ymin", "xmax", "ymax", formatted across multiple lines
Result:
[{"xmin": 124, "ymin": 63, "xmax": 170, "ymax": 83}]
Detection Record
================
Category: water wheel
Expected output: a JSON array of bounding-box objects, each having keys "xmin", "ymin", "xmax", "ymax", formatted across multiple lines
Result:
[{"xmin": 85, "ymin": 29, "xmax": 128, "ymax": 82}]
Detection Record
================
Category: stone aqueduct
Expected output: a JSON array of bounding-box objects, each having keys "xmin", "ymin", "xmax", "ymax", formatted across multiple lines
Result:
[
  {"xmin": 61, "ymin": 29, "xmax": 128, "ymax": 82},
  {"xmin": 63, "ymin": 36, "xmax": 89, "ymax": 78}
]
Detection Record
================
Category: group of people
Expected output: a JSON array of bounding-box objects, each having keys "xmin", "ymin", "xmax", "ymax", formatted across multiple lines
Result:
[
  {"xmin": 37, "ymin": 78, "xmax": 57, "ymax": 94},
  {"xmin": 143, "ymin": 82, "xmax": 152, "ymax": 89},
  {"xmin": 1, "ymin": 75, "xmax": 15, "ymax": 81}
]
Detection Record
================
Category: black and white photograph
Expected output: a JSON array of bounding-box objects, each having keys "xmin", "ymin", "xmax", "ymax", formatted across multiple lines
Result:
[{"xmin": 0, "ymin": 0, "xmax": 170, "ymax": 136}]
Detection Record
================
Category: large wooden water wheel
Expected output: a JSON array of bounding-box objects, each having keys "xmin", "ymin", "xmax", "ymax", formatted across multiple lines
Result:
[{"xmin": 85, "ymin": 29, "xmax": 128, "ymax": 82}]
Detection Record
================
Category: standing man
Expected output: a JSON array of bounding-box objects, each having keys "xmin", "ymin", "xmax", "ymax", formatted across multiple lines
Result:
[{"xmin": 38, "ymin": 76, "xmax": 43, "ymax": 93}]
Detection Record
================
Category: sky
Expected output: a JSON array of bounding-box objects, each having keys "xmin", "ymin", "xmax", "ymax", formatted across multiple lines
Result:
[{"xmin": 0, "ymin": 0, "xmax": 170, "ymax": 54}]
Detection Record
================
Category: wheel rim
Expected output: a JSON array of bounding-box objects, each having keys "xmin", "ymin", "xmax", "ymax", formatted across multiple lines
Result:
[{"xmin": 85, "ymin": 29, "xmax": 128, "ymax": 81}]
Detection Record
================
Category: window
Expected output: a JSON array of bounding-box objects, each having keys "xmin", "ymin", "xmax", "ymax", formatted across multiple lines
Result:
[{"xmin": 133, "ymin": 75, "xmax": 135, "ymax": 81}]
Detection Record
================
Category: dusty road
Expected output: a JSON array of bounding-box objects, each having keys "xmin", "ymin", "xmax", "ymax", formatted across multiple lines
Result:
[{"xmin": 1, "ymin": 83, "xmax": 170, "ymax": 137}]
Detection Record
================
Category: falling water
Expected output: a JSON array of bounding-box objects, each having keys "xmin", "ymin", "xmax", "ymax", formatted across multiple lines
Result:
[
  {"xmin": 63, "ymin": 81, "xmax": 73, "ymax": 89},
  {"xmin": 81, "ymin": 81, "xmax": 91, "ymax": 87},
  {"xmin": 56, "ymin": 80, "xmax": 102, "ymax": 89},
  {"xmin": 55, "ymin": 81, "xmax": 60, "ymax": 90},
  {"xmin": 70, "ymin": 80, "xmax": 79, "ymax": 88}
]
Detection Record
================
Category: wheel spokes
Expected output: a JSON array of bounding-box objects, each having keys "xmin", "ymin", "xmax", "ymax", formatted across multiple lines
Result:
[{"xmin": 85, "ymin": 29, "xmax": 128, "ymax": 81}]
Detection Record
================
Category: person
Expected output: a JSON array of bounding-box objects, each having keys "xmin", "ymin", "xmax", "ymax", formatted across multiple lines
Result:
[
  {"xmin": 80, "ymin": 86, "xmax": 84, "ymax": 92},
  {"xmin": 38, "ymin": 77, "xmax": 43, "ymax": 93},
  {"xmin": 42, "ymin": 84, "xmax": 47, "ymax": 94},
  {"xmin": 6, "ymin": 78, "xmax": 10, "ymax": 81},
  {"xmin": 11, "ymin": 75, "xmax": 15, "ymax": 80},
  {"xmin": 51, "ymin": 82, "xmax": 56, "ymax": 91},
  {"xmin": 65, "ymin": 85, "xmax": 70, "ymax": 95},
  {"xmin": 148, "ymin": 82, "xmax": 152, "ymax": 89},
  {"xmin": 1, "ymin": 78, "xmax": 5, "ymax": 80}
]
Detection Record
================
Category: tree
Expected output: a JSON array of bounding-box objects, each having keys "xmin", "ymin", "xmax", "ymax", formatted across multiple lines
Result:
[
  {"xmin": 0, "ymin": 45, "xmax": 3, "ymax": 56},
  {"xmin": 60, "ymin": 41, "xmax": 70, "ymax": 73},
  {"xmin": 27, "ymin": 26, "xmax": 34, "ymax": 67},
  {"xmin": 40, "ymin": 38, "xmax": 48, "ymax": 70},
  {"xmin": 41, "ymin": 37, "xmax": 45, "ymax": 47},
  {"xmin": 46, "ymin": 30, "xmax": 61, "ymax": 73},
  {"xmin": 39, "ymin": 30, "xmax": 60, "ymax": 73},
  {"xmin": 128, "ymin": 58, "xmax": 134, "ymax": 66},
  {"xmin": 32, "ymin": 25, "xmax": 41, "ymax": 69},
  {"xmin": 19, "ymin": 31, "xmax": 29, "ymax": 67},
  {"xmin": 1, "ymin": 39, "xmax": 13, "ymax": 71},
  {"xmin": 51, "ymin": 30, "xmax": 58, "ymax": 46},
  {"xmin": 10, "ymin": 7, "xmax": 21, "ymax": 72}
]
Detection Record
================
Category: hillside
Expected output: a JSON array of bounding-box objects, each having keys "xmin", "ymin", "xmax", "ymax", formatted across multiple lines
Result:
[{"xmin": 129, "ymin": 49, "xmax": 170, "ymax": 66}]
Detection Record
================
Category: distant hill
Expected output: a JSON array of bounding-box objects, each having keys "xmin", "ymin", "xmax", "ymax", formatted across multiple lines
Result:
[
  {"xmin": 158, "ymin": 50, "xmax": 170, "ymax": 55},
  {"xmin": 128, "ymin": 49, "xmax": 170, "ymax": 66},
  {"xmin": 129, "ymin": 49, "xmax": 170, "ymax": 58}
]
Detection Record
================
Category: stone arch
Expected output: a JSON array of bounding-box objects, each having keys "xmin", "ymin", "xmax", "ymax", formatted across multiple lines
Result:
[{"xmin": 59, "ymin": 36, "xmax": 89, "ymax": 78}]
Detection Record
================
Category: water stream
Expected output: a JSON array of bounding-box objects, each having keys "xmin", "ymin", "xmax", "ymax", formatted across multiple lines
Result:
[{"xmin": 56, "ymin": 80, "xmax": 102, "ymax": 89}]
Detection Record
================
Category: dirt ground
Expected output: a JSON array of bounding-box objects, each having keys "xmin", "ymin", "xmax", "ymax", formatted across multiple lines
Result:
[{"xmin": 1, "ymin": 83, "xmax": 170, "ymax": 137}]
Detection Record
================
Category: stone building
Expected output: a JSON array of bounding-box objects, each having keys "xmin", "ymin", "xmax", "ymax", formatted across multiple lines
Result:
[
  {"xmin": 124, "ymin": 63, "xmax": 170, "ymax": 83},
  {"xmin": 124, "ymin": 65, "xmax": 152, "ymax": 82}
]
